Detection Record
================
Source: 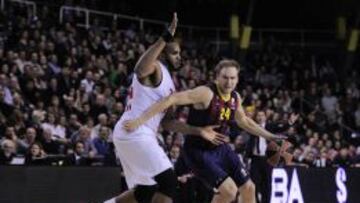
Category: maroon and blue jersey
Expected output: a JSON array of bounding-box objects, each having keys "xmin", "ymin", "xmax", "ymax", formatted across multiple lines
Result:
[
  {"xmin": 181, "ymin": 83, "xmax": 249, "ymax": 188},
  {"xmin": 185, "ymin": 82, "xmax": 239, "ymax": 149}
]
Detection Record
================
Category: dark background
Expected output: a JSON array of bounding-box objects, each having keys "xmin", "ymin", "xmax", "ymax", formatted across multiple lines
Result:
[{"xmin": 33, "ymin": 0, "xmax": 360, "ymax": 29}]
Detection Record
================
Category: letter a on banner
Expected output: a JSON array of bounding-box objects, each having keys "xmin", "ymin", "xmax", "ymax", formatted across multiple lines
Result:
[{"xmin": 288, "ymin": 169, "xmax": 304, "ymax": 203}]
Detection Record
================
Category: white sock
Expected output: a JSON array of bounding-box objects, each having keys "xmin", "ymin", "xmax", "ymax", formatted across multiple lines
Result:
[{"xmin": 103, "ymin": 197, "xmax": 116, "ymax": 203}]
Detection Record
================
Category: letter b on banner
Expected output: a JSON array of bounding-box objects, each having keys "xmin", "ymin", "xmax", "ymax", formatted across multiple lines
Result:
[
  {"xmin": 271, "ymin": 169, "xmax": 288, "ymax": 203},
  {"xmin": 271, "ymin": 168, "xmax": 304, "ymax": 203}
]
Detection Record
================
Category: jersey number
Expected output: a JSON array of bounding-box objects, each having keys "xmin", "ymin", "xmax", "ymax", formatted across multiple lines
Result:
[{"xmin": 220, "ymin": 107, "xmax": 231, "ymax": 121}]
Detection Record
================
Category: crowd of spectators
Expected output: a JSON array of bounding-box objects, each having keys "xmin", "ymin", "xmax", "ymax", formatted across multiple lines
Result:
[{"xmin": 0, "ymin": 1, "xmax": 359, "ymax": 172}]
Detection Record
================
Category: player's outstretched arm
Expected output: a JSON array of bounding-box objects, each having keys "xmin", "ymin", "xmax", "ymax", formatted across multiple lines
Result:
[
  {"xmin": 123, "ymin": 86, "xmax": 211, "ymax": 131},
  {"xmin": 234, "ymin": 95, "xmax": 286, "ymax": 141},
  {"xmin": 134, "ymin": 13, "xmax": 178, "ymax": 79},
  {"xmin": 162, "ymin": 118, "xmax": 227, "ymax": 145}
]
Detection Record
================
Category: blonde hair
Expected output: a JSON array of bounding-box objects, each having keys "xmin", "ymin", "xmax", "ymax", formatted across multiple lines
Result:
[{"xmin": 215, "ymin": 59, "xmax": 240, "ymax": 75}]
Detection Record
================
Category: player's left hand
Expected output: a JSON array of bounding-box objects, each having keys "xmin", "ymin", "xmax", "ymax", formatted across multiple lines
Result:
[
  {"xmin": 123, "ymin": 119, "xmax": 142, "ymax": 132},
  {"xmin": 199, "ymin": 125, "xmax": 228, "ymax": 145}
]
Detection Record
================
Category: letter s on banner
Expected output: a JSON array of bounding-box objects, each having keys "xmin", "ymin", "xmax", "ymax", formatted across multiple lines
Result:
[{"xmin": 336, "ymin": 167, "xmax": 347, "ymax": 203}]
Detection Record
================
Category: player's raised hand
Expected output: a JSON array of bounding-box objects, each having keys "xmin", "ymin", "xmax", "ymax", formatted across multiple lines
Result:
[
  {"xmin": 199, "ymin": 125, "xmax": 228, "ymax": 145},
  {"xmin": 123, "ymin": 119, "xmax": 142, "ymax": 132},
  {"xmin": 168, "ymin": 12, "xmax": 178, "ymax": 36}
]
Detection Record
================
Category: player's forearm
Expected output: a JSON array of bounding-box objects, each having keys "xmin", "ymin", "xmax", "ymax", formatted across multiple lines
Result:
[
  {"xmin": 239, "ymin": 117, "xmax": 275, "ymax": 140},
  {"xmin": 134, "ymin": 38, "xmax": 166, "ymax": 78},
  {"xmin": 162, "ymin": 119, "xmax": 201, "ymax": 135},
  {"xmin": 138, "ymin": 97, "xmax": 174, "ymax": 125}
]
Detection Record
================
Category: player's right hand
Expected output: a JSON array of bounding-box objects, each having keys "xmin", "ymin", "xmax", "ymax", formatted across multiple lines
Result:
[
  {"xmin": 123, "ymin": 119, "xmax": 142, "ymax": 132},
  {"xmin": 199, "ymin": 125, "xmax": 228, "ymax": 145},
  {"xmin": 168, "ymin": 12, "xmax": 178, "ymax": 36},
  {"xmin": 269, "ymin": 134, "xmax": 287, "ymax": 142}
]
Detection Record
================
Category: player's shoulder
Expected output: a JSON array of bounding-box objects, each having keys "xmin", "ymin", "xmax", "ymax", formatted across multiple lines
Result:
[
  {"xmin": 193, "ymin": 85, "xmax": 213, "ymax": 95},
  {"xmin": 186, "ymin": 86, "xmax": 214, "ymax": 102}
]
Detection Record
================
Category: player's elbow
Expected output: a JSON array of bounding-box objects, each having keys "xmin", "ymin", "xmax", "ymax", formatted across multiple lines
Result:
[
  {"xmin": 134, "ymin": 65, "xmax": 149, "ymax": 79},
  {"xmin": 237, "ymin": 117, "xmax": 250, "ymax": 129},
  {"xmin": 134, "ymin": 60, "xmax": 157, "ymax": 79},
  {"xmin": 239, "ymin": 117, "xmax": 256, "ymax": 132}
]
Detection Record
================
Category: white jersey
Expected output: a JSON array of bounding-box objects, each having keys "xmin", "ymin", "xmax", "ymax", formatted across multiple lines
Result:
[{"xmin": 115, "ymin": 62, "xmax": 175, "ymax": 140}]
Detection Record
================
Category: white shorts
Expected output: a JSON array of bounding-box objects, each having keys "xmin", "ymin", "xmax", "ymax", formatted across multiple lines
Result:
[{"xmin": 113, "ymin": 124, "xmax": 172, "ymax": 189}]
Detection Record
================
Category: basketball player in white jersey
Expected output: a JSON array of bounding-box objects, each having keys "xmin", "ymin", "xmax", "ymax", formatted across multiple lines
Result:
[{"xmin": 104, "ymin": 13, "xmax": 226, "ymax": 203}]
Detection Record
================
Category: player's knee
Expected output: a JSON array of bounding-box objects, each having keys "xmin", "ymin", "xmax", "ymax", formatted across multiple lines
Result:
[
  {"xmin": 134, "ymin": 185, "xmax": 157, "ymax": 202},
  {"xmin": 240, "ymin": 180, "xmax": 256, "ymax": 197},
  {"xmin": 154, "ymin": 168, "xmax": 177, "ymax": 199},
  {"xmin": 224, "ymin": 185, "xmax": 238, "ymax": 201},
  {"xmin": 218, "ymin": 178, "xmax": 237, "ymax": 201}
]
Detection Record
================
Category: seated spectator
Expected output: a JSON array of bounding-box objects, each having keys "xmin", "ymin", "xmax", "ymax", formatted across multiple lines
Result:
[
  {"xmin": 93, "ymin": 126, "xmax": 111, "ymax": 156},
  {"xmin": 70, "ymin": 126, "xmax": 97, "ymax": 156},
  {"xmin": 1, "ymin": 126, "xmax": 18, "ymax": 143},
  {"xmin": 0, "ymin": 139, "xmax": 17, "ymax": 165},
  {"xmin": 25, "ymin": 142, "xmax": 48, "ymax": 165},
  {"xmin": 17, "ymin": 127, "xmax": 37, "ymax": 154},
  {"xmin": 302, "ymin": 150, "xmax": 316, "ymax": 167},
  {"xmin": 91, "ymin": 113, "xmax": 111, "ymax": 140},
  {"xmin": 67, "ymin": 114, "xmax": 82, "ymax": 137},
  {"xmin": 169, "ymin": 145, "xmax": 180, "ymax": 165},
  {"xmin": 314, "ymin": 151, "xmax": 330, "ymax": 168},
  {"xmin": 0, "ymin": 86, "xmax": 14, "ymax": 118},
  {"xmin": 333, "ymin": 147, "xmax": 352, "ymax": 168},
  {"xmin": 41, "ymin": 113, "xmax": 66, "ymax": 140},
  {"xmin": 64, "ymin": 141, "xmax": 92, "ymax": 166},
  {"xmin": 39, "ymin": 128, "xmax": 61, "ymax": 155}
]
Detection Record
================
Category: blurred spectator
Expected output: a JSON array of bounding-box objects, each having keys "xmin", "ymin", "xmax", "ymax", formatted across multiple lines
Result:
[
  {"xmin": 39, "ymin": 128, "xmax": 61, "ymax": 154},
  {"xmin": 169, "ymin": 145, "xmax": 180, "ymax": 165},
  {"xmin": 25, "ymin": 142, "xmax": 47, "ymax": 165},
  {"xmin": 64, "ymin": 141, "xmax": 91, "ymax": 166},
  {"xmin": 91, "ymin": 113, "xmax": 110, "ymax": 140},
  {"xmin": 333, "ymin": 147, "xmax": 352, "ymax": 168},
  {"xmin": 70, "ymin": 126, "xmax": 96, "ymax": 156},
  {"xmin": 41, "ymin": 113, "xmax": 66, "ymax": 139},
  {"xmin": 17, "ymin": 127, "xmax": 37, "ymax": 154},
  {"xmin": 0, "ymin": 139, "xmax": 17, "ymax": 165},
  {"xmin": 321, "ymin": 88, "xmax": 338, "ymax": 122},
  {"xmin": 0, "ymin": 86, "xmax": 14, "ymax": 118},
  {"xmin": 80, "ymin": 71, "xmax": 94, "ymax": 94},
  {"xmin": 0, "ymin": 74, "xmax": 14, "ymax": 105},
  {"xmin": 93, "ymin": 126, "xmax": 111, "ymax": 156},
  {"xmin": 90, "ymin": 94, "xmax": 108, "ymax": 120}
]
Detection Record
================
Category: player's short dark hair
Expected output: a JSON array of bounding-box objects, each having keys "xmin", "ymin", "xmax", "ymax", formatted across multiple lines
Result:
[
  {"xmin": 215, "ymin": 59, "xmax": 240, "ymax": 75},
  {"xmin": 164, "ymin": 41, "xmax": 179, "ymax": 53}
]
